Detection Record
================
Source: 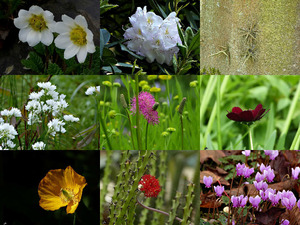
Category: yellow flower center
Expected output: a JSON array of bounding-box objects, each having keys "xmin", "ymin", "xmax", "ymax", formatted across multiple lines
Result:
[
  {"xmin": 70, "ymin": 26, "xmax": 87, "ymax": 46},
  {"xmin": 29, "ymin": 14, "xmax": 47, "ymax": 31},
  {"xmin": 147, "ymin": 18, "xmax": 153, "ymax": 25},
  {"xmin": 60, "ymin": 188, "xmax": 76, "ymax": 203},
  {"xmin": 156, "ymin": 39, "xmax": 160, "ymax": 45}
]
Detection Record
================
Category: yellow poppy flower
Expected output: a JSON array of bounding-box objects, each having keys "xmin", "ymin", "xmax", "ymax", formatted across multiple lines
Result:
[{"xmin": 38, "ymin": 166, "xmax": 87, "ymax": 214}]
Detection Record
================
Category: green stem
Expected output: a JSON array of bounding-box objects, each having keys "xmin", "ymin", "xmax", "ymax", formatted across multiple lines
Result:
[
  {"xmin": 73, "ymin": 213, "xmax": 76, "ymax": 225},
  {"xmin": 166, "ymin": 78, "xmax": 172, "ymax": 121},
  {"xmin": 216, "ymin": 75, "xmax": 222, "ymax": 150},
  {"xmin": 145, "ymin": 122, "xmax": 149, "ymax": 150},
  {"xmin": 249, "ymin": 126, "xmax": 254, "ymax": 150},
  {"xmin": 135, "ymin": 74, "xmax": 142, "ymax": 150},
  {"xmin": 180, "ymin": 115, "xmax": 184, "ymax": 150},
  {"xmin": 125, "ymin": 109, "xmax": 136, "ymax": 150},
  {"xmin": 99, "ymin": 112, "xmax": 113, "ymax": 150}
]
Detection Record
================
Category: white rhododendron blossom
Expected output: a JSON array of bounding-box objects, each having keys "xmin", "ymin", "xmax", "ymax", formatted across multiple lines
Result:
[
  {"xmin": 85, "ymin": 86, "xmax": 100, "ymax": 95},
  {"xmin": 124, "ymin": 6, "xmax": 182, "ymax": 66},
  {"xmin": 32, "ymin": 141, "xmax": 46, "ymax": 150},
  {"xmin": 14, "ymin": 5, "xmax": 56, "ymax": 47},
  {"xmin": 54, "ymin": 15, "xmax": 96, "ymax": 63}
]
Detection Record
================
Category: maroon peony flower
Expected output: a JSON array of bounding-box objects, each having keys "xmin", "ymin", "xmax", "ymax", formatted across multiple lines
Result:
[{"xmin": 226, "ymin": 104, "xmax": 269, "ymax": 122}]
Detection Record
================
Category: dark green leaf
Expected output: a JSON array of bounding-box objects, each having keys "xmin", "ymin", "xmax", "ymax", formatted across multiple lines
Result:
[
  {"xmin": 177, "ymin": 23, "xmax": 186, "ymax": 46},
  {"xmin": 172, "ymin": 54, "xmax": 177, "ymax": 73},
  {"xmin": 21, "ymin": 52, "xmax": 43, "ymax": 74},
  {"xmin": 120, "ymin": 44, "xmax": 144, "ymax": 60},
  {"xmin": 47, "ymin": 63, "xmax": 63, "ymax": 75}
]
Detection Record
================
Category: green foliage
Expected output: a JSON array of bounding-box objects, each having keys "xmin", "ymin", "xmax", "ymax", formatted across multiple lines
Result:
[
  {"xmin": 47, "ymin": 63, "xmax": 63, "ymax": 75},
  {"xmin": 181, "ymin": 183, "xmax": 195, "ymax": 225},
  {"xmin": 21, "ymin": 52, "xmax": 44, "ymax": 74},
  {"xmin": 100, "ymin": 0, "xmax": 118, "ymax": 15},
  {"xmin": 0, "ymin": 0, "xmax": 22, "ymax": 20}
]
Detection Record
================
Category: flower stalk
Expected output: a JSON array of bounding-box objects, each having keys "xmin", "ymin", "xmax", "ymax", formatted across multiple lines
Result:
[{"xmin": 249, "ymin": 126, "xmax": 254, "ymax": 150}]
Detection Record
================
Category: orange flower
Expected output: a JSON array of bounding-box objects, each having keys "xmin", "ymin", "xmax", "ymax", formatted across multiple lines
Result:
[{"xmin": 38, "ymin": 166, "xmax": 87, "ymax": 214}]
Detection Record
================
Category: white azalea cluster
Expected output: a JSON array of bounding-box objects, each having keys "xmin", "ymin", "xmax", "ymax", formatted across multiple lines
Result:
[
  {"xmin": 25, "ymin": 82, "xmax": 79, "ymax": 136},
  {"xmin": 32, "ymin": 141, "xmax": 46, "ymax": 150},
  {"xmin": 124, "ymin": 6, "xmax": 182, "ymax": 66},
  {"xmin": 14, "ymin": 5, "xmax": 95, "ymax": 63},
  {"xmin": 85, "ymin": 86, "xmax": 100, "ymax": 95}
]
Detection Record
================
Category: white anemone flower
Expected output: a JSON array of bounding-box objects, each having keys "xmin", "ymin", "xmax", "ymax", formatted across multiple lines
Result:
[
  {"xmin": 54, "ymin": 15, "xmax": 96, "ymax": 63},
  {"xmin": 14, "ymin": 5, "xmax": 56, "ymax": 47}
]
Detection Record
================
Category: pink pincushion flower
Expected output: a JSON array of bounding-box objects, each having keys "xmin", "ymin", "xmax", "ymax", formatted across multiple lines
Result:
[{"xmin": 130, "ymin": 92, "xmax": 159, "ymax": 125}]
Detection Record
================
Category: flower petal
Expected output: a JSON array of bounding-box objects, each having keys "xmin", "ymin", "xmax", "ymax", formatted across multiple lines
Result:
[
  {"xmin": 18, "ymin": 9, "xmax": 30, "ymax": 18},
  {"xmin": 66, "ymin": 202, "xmax": 79, "ymax": 214},
  {"xmin": 55, "ymin": 34, "xmax": 71, "ymax": 49},
  {"xmin": 55, "ymin": 22, "xmax": 70, "ymax": 34},
  {"xmin": 64, "ymin": 44, "xmax": 80, "ymax": 59},
  {"xmin": 62, "ymin": 14, "xmax": 75, "ymax": 27},
  {"xmin": 41, "ymin": 30, "xmax": 53, "ymax": 46},
  {"xmin": 14, "ymin": 17, "xmax": 28, "ymax": 29},
  {"xmin": 77, "ymin": 46, "xmax": 88, "ymax": 63},
  {"xmin": 87, "ymin": 42, "xmax": 96, "ymax": 53},
  {"xmin": 74, "ymin": 15, "xmax": 88, "ymax": 28},
  {"xmin": 239, "ymin": 110, "xmax": 254, "ymax": 122},
  {"xmin": 29, "ymin": 5, "xmax": 43, "ymax": 14},
  {"xmin": 27, "ymin": 30, "xmax": 41, "ymax": 47},
  {"xmin": 226, "ymin": 112, "xmax": 241, "ymax": 121},
  {"xmin": 232, "ymin": 107, "xmax": 243, "ymax": 114},
  {"xmin": 19, "ymin": 27, "xmax": 31, "ymax": 42},
  {"xmin": 252, "ymin": 104, "xmax": 263, "ymax": 118}
]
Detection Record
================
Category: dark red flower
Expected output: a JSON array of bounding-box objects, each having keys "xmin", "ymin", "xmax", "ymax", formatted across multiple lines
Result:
[
  {"xmin": 226, "ymin": 104, "xmax": 269, "ymax": 122},
  {"xmin": 138, "ymin": 174, "xmax": 161, "ymax": 198}
]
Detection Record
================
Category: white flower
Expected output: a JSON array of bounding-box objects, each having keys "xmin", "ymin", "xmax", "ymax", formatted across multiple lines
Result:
[
  {"xmin": 124, "ymin": 6, "xmax": 181, "ymax": 66},
  {"xmin": 64, "ymin": 115, "xmax": 80, "ymax": 122},
  {"xmin": 1, "ymin": 108, "xmax": 22, "ymax": 117},
  {"xmin": 47, "ymin": 118, "xmax": 66, "ymax": 136},
  {"xmin": 29, "ymin": 90, "xmax": 45, "ymax": 100},
  {"xmin": 32, "ymin": 141, "xmax": 46, "ymax": 150},
  {"xmin": 0, "ymin": 118, "xmax": 4, "ymax": 124},
  {"xmin": 54, "ymin": 15, "xmax": 96, "ymax": 63},
  {"xmin": 14, "ymin": 5, "xmax": 56, "ymax": 47},
  {"xmin": 37, "ymin": 82, "xmax": 57, "ymax": 92}
]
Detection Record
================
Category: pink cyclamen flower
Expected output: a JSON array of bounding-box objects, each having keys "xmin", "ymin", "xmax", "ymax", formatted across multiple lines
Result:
[
  {"xmin": 280, "ymin": 219, "xmax": 289, "ymax": 225},
  {"xmin": 242, "ymin": 150, "xmax": 251, "ymax": 156},
  {"xmin": 297, "ymin": 199, "xmax": 300, "ymax": 210},
  {"xmin": 249, "ymin": 196, "xmax": 261, "ymax": 209},
  {"xmin": 254, "ymin": 181, "xmax": 268, "ymax": 191},
  {"xmin": 236, "ymin": 163, "xmax": 246, "ymax": 176},
  {"xmin": 243, "ymin": 167, "xmax": 254, "ymax": 178},
  {"xmin": 203, "ymin": 176, "xmax": 213, "ymax": 188},
  {"xmin": 281, "ymin": 191, "xmax": 296, "ymax": 210},
  {"xmin": 130, "ymin": 92, "xmax": 159, "ymax": 125},
  {"xmin": 258, "ymin": 163, "xmax": 271, "ymax": 173},
  {"xmin": 264, "ymin": 150, "xmax": 279, "ymax": 160},
  {"xmin": 231, "ymin": 195, "xmax": 248, "ymax": 208},
  {"xmin": 263, "ymin": 169, "xmax": 275, "ymax": 183},
  {"xmin": 214, "ymin": 185, "xmax": 224, "ymax": 197},
  {"xmin": 268, "ymin": 191, "xmax": 281, "ymax": 206},
  {"xmin": 259, "ymin": 188, "xmax": 275, "ymax": 201},
  {"xmin": 255, "ymin": 172, "xmax": 265, "ymax": 182},
  {"xmin": 292, "ymin": 167, "xmax": 300, "ymax": 180}
]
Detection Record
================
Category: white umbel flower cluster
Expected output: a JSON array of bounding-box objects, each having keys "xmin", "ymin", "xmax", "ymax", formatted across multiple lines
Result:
[
  {"xmin": 25, "ymin": 82, "xmax": 79, "ymax": 136},
  {"xmin": 0, "ymin": 121, "xmax": 18, "ymax": 150},
  {"xmin": 32, "ymin": 141, "xmax": 46, "ymax": 150},
  {"xmin": 85, "ymin": 86, "xmax": 100, "ymax": 95},
  {"xmin": 1, "ymin": 107, "xmax": 22, "ymax": 118},
  {"xmin": 124, "ymin": 6, "xmax": 182, "ymax": 66}
]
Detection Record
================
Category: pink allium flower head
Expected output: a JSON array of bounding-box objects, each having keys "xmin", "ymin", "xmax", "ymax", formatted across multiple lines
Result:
[
  {"xmin": 130, "ymin": 92, "xmax": 159, "ymax": 125},
  {"xmin": 264, "ymin": 150, "xmax": 279, "ymax": 160},
  {"xmin": 292, "ymin": 167, "xmax": 300, "ymax": 180},
  {"xmin": 249, "ymin": 195, "xmax": 261, "ymax": 209},
  {"xmin": 203, "ymin": 176, "xmax": 213, "ymax": 188},
  {"xmin": 214, "ymin": 185, "xmax": 224, "ymax": 197},
  {"xmin": 242, "ymin": 150, "xmax": 251, "ymax": 156},
  {"xmin": 281, "ymin": 219, "xmax": 290, "ymax": 225}
]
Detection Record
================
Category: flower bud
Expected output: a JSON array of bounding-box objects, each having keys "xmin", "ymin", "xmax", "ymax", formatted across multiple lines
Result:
[
  {"xmin": 178, "ymin": 97, "xmax": 187, "ymax": 115},
  {"xmin": 120, "ymin": 94, "xmax": 128, "ymax": 108}
]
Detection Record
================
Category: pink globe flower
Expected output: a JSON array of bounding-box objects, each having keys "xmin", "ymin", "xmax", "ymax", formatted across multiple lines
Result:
[{"xmin": 130, "ymin": 92, "xmax": 159, "ymax": 125}]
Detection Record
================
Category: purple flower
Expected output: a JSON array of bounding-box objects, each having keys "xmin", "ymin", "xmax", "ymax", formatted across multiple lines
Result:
[
  {"xmin": 264, "ymin": 150, "xmax": 279, "ymax": 160},
  {"xmin": 231, "ymin": 195, "xmax": 248, "ymax": 208},
  {"xmin": 281, "ymin": 191, "xmax": 296, "ymax": 210},
  {"xmin": 292, "ymin": 167, "xmax": 300, "ymax": 180},
  {"xmin": 259, "ymin": 188, "xmax": 275, "ymax": 201},
  {"xmin": 214, "ymin": 185, "xmax": 224, "ymax": 197},
  {"xmin": 243, "ymin": 167, "xmax": 254, "ymax": 178},
  {"xmin": 263, "ymin": 169, "xmax": 275, "ymax": 183},
  {"xmin": 255, "ymin": 172, "xmax": 265, "ymax": 182},
  {"xmin": 203, "ymin": 176, "xmax": 213, "ymax": 188},
  {"xmin": 258, "ymin": 163, "xmax": 271, "ymax": 173},
  {"xmin": 268, "ymin": 191, "xmax": 281, "ymax": 206},
  {"xmin": 236, "ymin": 163, "xmax": 245, "ymax": 176},
  {"xmin": 249, "ymin": 195, "xmax": 261, "ymax": 209},
  {"xmin": 297, "ymin": 199, "xmax": 300, "ymax": 211},
  {"xmin": 254, "ymin": 180, "xmax": 268, "ymax": 191},
  {"xmin": 242, "ymin": 150, "xmax": 251, "ymax": 156},
  {"xmin": 130, "ymin": 92, "xmax": 159, "ymax": 125},
  {"xmin": 280, "ymin": 219, "xmax": 289, "ymax": 225}
]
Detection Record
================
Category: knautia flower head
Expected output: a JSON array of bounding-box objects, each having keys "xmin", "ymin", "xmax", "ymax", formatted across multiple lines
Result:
[
  {"xmin": 242, "ymin": 150, "xmax": 251, "ymax": 156},
  {"xmin": 124, "ymin": 6, "xmax": 181, "ymax": 66},
  {"xmin": 130, "ymin": 92, "xmax": 159, "ymax": 125},
  {"xmin": 292, "ymin": 167, "xmax": 300, "ymax": 180},
  {"xmin": 138, "ymin": 174, "xmax": 161, "ymax": 198},
  {"xmin": 214, "ymin": 185, "xmax": 224, "ymax": 197},
  {"xmin": 54, "ymin": 15, "xmax": 96, "ymax": 63},
  {"xmin": 231, "ymin": 195, "xmax": 248, "ymax": 208},
  {"xmin": 32, "ymin": 141, "xmax": 46, "ymax": 150},
  {"xmin": 203, "ymin": 176, "xmax": 213, "ymax": 188},
  {"xmin": 14, "ymin": 5, "xmax": 56, "ymax": 47},
  {"xmin": 264, "ymin": 150, "xmax": 279, "ymax": 160},
  {"xmin": 249, "ymin": 196, "xmax": 261, "ymax": 209},
  {"xmin": 161, "ymin": 131, "xmax": 169, "ymax": 137},
  {"xmin": 166, "ymin": 127, "xmax": 176, "ymax": 133}
]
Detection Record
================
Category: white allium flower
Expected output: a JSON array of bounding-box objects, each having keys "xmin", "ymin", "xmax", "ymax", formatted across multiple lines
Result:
[
  {"xmin": 96, "ymin": 86, "xmax": 100, "ymax": 92},
  {"xmin": 1, "ymin": 109, "xmax": 10, "ymax": 117},
  {"xmin": 37, "ymin": 82, "xmax": 57, "ymax": 92},
  {"xmin": 124, "ymin": 6, "xmax": 182, "ymax": 66},
  {"xmin": 0, "ymin": 123, "xmax": 18, "ymax": 140},
  {"xmin": 47, "ymin": 118, "xmax": 66, "ymax": 136},
  {"xmin": 64, "ymin": 115, "xmax": 80, "ymax": 122},
  {"xmin": 85, "ymin": 86, "xmax": 100, "ymax": 95},
  {"xmin": 1, "ymin": 108, "xmax": 22, "ymax": 117},
  {"xmin": 25, "ymin": 100, "xmax": 42, "ymax": 114},
  {"xmin": 0, "ymin": 118, "xmax": 4, "ymax": 124},
  {"xmin": 14, "ymin": 5, "xmax": 56, "ymax": 47},
  {"xmin": 6, "ymin": 140, "xmax": 16, "ymax": 149},
  {"xmin": 27, "ymin": 112, "xmax": 41, "ymax": 125},
  {"xmin": 29, "ymin": 90, "xmax": 45, "ymax": 100},
  {"xmin": 32, "ymin": 141, "xmax": 46, "ymax": 150},
  {"xmin": 54, "ymin": 15, "xmax": 96, "ymax": 63}
]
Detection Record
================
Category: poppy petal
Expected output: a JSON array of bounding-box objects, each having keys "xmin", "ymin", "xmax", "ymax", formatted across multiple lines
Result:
[
  {"xmin": 239, "ymin": 111, "xmax": 254, "ymax": 122},
  {"xmin": 226, "ymin": 112, "xmax": 241, "ymax": 121},
  {"xmin": 232, "ymin": 107, "xmax": 243, "ymax": 114}
]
